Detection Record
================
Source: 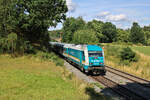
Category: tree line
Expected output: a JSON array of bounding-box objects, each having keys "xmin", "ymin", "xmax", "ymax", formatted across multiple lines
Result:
[
  {"xmin": 57, "ymin": 17, "xmax": 150, "ymax": 45},
  {"xmin": 0, "ymin": 0, "xmax": 68, "ymax": 55}
]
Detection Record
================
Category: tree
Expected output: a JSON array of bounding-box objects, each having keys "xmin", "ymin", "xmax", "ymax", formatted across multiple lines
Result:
[
  {"xmin": 143, "ymin": 25, "xmax": 150, "ymax": 32},
  {"xmin": 62, "ymin": 17, "xmax": 86, "ymax": 43},
  {"xmin": 143, "ymin": 25, "xmax": 150, "ymax": 45},
  {"xmin": 7, "ymin": 33, "xmax": 17, "ymax": 54},
  {"xmin": 129, "ymin": 22, "xmax": 145, "ymax": 44},
  {"xmin": 1, "ymin": 0, "xmax": 68, "ymax": 48},
  {"xmin": 0, "ymin": 0, "xmax": 13, "ymax": 36},
  {"xmin": 116, "ymin": 29, "xmax": 129, "ymax": 42},
  {"xmin": 72, "ymin": 29, "xmax": 98, "ymax": 44},
  {"xmin": 101, "ymin": 22, "xmax": 117, "ymax": 43},
  {"xmin": 87, "ymin": 20, "xmax": 105, "ymax": 42}
]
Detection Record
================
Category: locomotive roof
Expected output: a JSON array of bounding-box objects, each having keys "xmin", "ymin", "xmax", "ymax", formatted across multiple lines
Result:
[{"xmin": 87, "ymin": 45, "xmax": 102, "ymax": 51}]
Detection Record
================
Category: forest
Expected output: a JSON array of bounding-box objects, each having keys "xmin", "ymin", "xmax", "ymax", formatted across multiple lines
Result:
[{"xmin": 51, "ymin": 17, "xmax": 150, "ymax": 46}]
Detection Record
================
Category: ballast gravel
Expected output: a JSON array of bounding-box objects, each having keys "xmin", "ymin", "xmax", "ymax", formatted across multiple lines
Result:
[{"xmin": 64, "ymin": 61, "xmax": 122, "ymax": 100}]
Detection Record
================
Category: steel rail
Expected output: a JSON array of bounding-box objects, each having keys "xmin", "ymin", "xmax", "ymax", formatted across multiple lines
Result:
[
  {"xmin": 105, "ymin": 66, "xmax": 150, "ymax": 88},
  {"xmin": 92, "ymin": 76, "xmax": 147, "ymax": 100}
]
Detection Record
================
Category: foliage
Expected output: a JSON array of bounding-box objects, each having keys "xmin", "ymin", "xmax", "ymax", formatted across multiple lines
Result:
[
  {"xmin": 143, "ymin": 27, "xmax": 150, "ymax": 45},
  {"xmin": 35, "ymin": 51, "xmax": 64, "ymax": 66},
  {"xmin": 62, "ymin": 17, "xmax": 86, "ymax": 43},
  {"xmin": 130, "ymin": 22, "xmax": 145, "ymax": 44},
  {"xmin": 49, "ymin": 29, "xmax": 62, "ymax": 39},
  {"xmin": 101, "ymin": 22, "xmax": 118, "ymax": 43},
  {"xmin": 120, "ymin": 47, "xmax": 138, "ymax": 62},
  {"xmin": 7, "ymin": 33, "xmax": 17, "ymax": 53},
  {"xmin": 86, "ymin": 20, "xmax": 105, "ymax": 42},
  {"xmin": 72, "ymin": 29, "xmax": 98, "ymax": 44},
  {"xmin": 117, "ymin": 29, "xmax": 129, "ymax": 42},
  {"xmin": 62, "ymin": 18, "xmax": 119, "ymax": 44},
  {"xmin": 0, "ymin": 0, "xmax": 68, "ymax": 55},
  {"xmin": 0, "ymin": 37, "xmax": 7, "ymax": 53}
]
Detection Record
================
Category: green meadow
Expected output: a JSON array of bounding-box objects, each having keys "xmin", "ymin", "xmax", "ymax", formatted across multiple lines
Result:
[
  {"xmin": 131, "ymin": 46, "xmax": 150, "ymax": 56},
  {"xmin": 0, "ymin": 55, "xmax": 111, "ymax": 100}
]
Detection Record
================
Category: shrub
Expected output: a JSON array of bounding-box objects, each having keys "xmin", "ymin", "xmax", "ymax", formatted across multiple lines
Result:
[
  {"xmin": 120, "ymin": 47, "xmax": 139, "ymax": 62},
  {"xmin": 36, "ymin": 52, "xmax": 64, "ymax": 66}
]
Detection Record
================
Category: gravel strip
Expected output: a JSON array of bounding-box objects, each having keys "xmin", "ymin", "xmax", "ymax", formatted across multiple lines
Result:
[{"xmin": 64, "ymin": 61, "xmax": 122, "ymax": 100}]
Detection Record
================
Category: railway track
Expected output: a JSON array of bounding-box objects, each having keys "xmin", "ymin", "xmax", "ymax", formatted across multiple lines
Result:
[
  {"xmin": 92, "ymin": 76, "xmax": 147, "ymax": 100},
  {"xmin": 105, "ymin": 66, "xmax": 150, "ymax": 88}
]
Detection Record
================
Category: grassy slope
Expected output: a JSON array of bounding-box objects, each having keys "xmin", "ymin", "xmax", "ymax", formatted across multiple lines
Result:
[
  {"xmin": 0, "ymin": 55, "xmax": 110, "ymax": 100},
  {"xmin": 104, "ymin": 44, "xmax": 150, "ymax": 80}
]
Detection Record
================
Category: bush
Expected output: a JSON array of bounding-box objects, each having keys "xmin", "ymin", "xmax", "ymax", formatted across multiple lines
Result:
[
  {"xmin": 36, "ymin": 52, "xmax": 64, "ymax": 66},
  {"xmin": 120, "ymin": 47, "xmax": 138, "ymax": 62}
]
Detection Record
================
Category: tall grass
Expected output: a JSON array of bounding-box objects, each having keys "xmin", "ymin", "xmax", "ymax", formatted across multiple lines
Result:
[{"xmin": 104, "ymin": 45, "xmax": 150, "ymax": 80}]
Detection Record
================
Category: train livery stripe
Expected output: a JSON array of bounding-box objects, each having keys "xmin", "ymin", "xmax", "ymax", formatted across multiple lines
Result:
[{"xmin": 63, "ymin": 53, "xmax": 85, "ymax": 64}]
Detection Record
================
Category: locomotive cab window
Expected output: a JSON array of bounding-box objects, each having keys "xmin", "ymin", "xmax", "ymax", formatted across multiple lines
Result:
[{"xmin": 88, "ymin": 51, "xmax": 103, "ymax": 57}]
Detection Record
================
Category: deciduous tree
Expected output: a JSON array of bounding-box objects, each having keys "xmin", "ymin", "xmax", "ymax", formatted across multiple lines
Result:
[
  {"xmin": 62, "ymin": 17, "xmax": 86, "ymax": 43},
  {"xmin": 130, "ymin": 22, "xmax": 145, "ymax": 44},
  {"xmin": 73, "ymin": 29, "xmax": 98, "ymax": 44},
  {"xmin": 102, "ymin": 22, "xmax": 117, "ymax": 43}
]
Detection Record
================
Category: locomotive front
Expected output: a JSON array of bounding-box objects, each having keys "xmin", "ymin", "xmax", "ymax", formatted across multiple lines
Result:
[{"xmin": 87, "ymin": 45, "xmax": 106, "ymax": 75}]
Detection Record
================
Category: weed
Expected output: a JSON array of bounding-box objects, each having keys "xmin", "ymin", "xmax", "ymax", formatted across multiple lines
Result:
[
  {"xmin": 67, "ymin": 72, "xmax": 74, "ymax": 80},
  {"xmin": 93, "ymin": 83, "xmax": 104, "ymax": 89},
  {"xmin": 135, "ymin": 65, "xmax": 139, "ymax": 71}
]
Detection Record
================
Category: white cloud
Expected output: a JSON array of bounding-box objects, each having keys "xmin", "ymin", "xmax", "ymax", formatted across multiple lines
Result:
[
  {"xmin": 97, "ymin": 11, "xmax": 110, "ymax": 17},
  {"xmin": 106, "ymin": 14, "xmax": 127, "ymax": 22},
  {"xmin": 66, "ymin": 0, "xmax": 76, "ymax": 12},
  {"xmin": 95, "ymin": 11, "xmax": 132, "ymax": 29},
  {"xmin": 96, "ymin": 11, "xmax": 129, "ymax": 22}
]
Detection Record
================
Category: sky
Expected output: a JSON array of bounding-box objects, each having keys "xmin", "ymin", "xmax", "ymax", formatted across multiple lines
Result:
[{"xmin": 49, "ymin": 0, "xmax": 150, "ymax": 30}]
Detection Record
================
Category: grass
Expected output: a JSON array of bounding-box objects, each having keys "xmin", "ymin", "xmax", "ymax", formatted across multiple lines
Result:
[
  {"xmin": 104, "ymin": 44, "xmax": 150, "ymax": 80},
  {"xmin": 131, "ymin": 46, "xmax": 150, "ymax": 56},
  {"xmin": 0, "ymin": 54, "xmax": 112, "ymax": 100}
]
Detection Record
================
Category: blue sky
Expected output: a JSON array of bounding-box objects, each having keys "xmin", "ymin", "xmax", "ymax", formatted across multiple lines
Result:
[{"xmin": 50, "ymin": 0, "xmax": 150, "ymax": 30}]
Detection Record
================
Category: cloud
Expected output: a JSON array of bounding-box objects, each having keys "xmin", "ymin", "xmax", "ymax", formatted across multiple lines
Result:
[
  {"xmin": 96, "ymin": 11, "xmax": 129, "ymax": 22},
  {"xmin": 106, "ymin": 14, "xmax": 128, "ymax": 22},
  {"xmin": 97, "ymin": 11, "xmax": 110, "ymax": 17},
  {"xmin": 66, "ymin": 0, "xmax": 76, "ymax": 12}
]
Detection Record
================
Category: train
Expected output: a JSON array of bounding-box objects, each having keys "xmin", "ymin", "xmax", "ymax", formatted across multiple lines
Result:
[{"xmin": 50, "ymin": 42, "xmax": 106, "ymax": 75}]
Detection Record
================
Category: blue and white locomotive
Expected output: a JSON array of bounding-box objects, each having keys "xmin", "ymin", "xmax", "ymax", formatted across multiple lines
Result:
[{"xmin": 50, "ymin": 42, "xmax": 106, "ymax": 75}]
